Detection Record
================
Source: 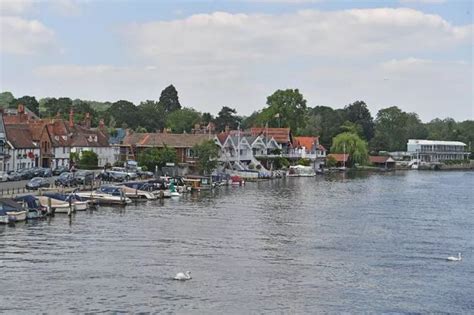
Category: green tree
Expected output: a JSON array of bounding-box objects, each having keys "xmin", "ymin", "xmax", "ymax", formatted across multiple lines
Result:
[
  {"xmin": 107, "ymin": 100, "xmax": 139, "ymax": 130},
  {"xmin": 241, "ymin": 111, "xmax": 261, "ymax": 129},
  {"xmin": 344, "ymin": 101, "xmax": 374, "ymax": 140},
  {"xmin": 371, "ymin": 106, "xmax": 427, "ymax": 152},
  {"xmin": 138, "ymin": 146, "xmax": 177, "ymax": 172},
  {"xmin": 262, "ymin": 89, "xmax": 308, "ymax": 132},
  {"xmin": 79, "ymin": 151, "xmax": 98, "ymax": 168},
  {"xmin": 307, "ymin": 106, "xmax": 347, "ymax": 149},
  {"xmin": 331, "ymin": 132, "xmax": 369, "ymax": 165},
  {"xmin": 201, "ymin": 112, "xmax": 214, "ymax": 125},
  {"xmin": 42, "ymin": 97, "xmax": 73, "ymax": 117},
  {"xmin": 159, "ymin": 84, "xmax": 181, "ymax": 113},
  {"xmin": 138, "ymin": 100, "xmax": 165, "ymax": 132},
  {"xmin": 0, "ymin": 91, "xmax": 15, "ymax": 108},
  {"xmin": 166, "ymin": 107, "xmax": 201, "ymax": 133},
  {"xmin": 12, "ymin": 95, "xmax": 40, "ymax": 116},
  {"xmin": 193, "ymin": 140, "xmax": 219, "ymax": 175},
  {"xmin": 214, "ymin": 106, "xmax": 241, "ymax": 132}
]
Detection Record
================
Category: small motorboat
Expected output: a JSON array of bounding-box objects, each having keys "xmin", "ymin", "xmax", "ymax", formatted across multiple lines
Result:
[
  {"xmin": 13, "ymin": 195, "xmax": 47, "ymax": 219},
  {"xmin": 118, "ymin": 185, "xmax": 157, "ymax": 200},
  {"xmin": 37, "ymin": 196, "xmax": 74, "ymax": 214},
  {"xmin": 42, "ymin": 192, "xmax": 89, "ymax": 211},
  {"xmin": 76, "ymin": 186, "xmax": 132, "ymax": 206},
  {"xmin": 0, "ymin": 198, "xmax": 27, "ymax": 223}
]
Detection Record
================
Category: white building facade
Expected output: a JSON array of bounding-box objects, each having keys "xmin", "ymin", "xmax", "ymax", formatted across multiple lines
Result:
[{"xmin": 407, "ymin": 139, "xmax": 469, "ymax": 162}]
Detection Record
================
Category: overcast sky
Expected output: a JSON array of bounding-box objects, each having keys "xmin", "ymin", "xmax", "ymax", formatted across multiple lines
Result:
[{"xmin": 0, "ymin": 0, "xmax": 472, "ymax": 121}]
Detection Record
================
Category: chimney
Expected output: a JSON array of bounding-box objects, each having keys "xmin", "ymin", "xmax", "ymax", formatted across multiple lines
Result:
[
  {"xmin": 69, "ymin": 108, "xmax": 74, "ymax": 128},
  {"xmin": 225, "ymin": 125, "xmax": 230, "ymax": 133},
  {"xmin": 18, "ymin": 104, "xmax": 27, "ymax": 122},
  {"xmin": 98, "ymin": 119, "xmax": 105, "ymax": 130},
  {"xmin": 85, "ymin": 112, "xmax": 91, "ymax": 129}
]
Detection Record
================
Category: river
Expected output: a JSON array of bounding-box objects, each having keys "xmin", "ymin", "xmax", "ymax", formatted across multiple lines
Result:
[{"xmin": 1, "ymin": 171, "xmax": 473, "ymax": 313}]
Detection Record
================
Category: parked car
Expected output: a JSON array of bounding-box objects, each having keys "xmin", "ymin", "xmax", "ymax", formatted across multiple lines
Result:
[
  {"xmin": 39, "ymin": 168, "xmax": 53, "ymax": 177},
  {"xmin": 75, "ymin": 170, "xmax": 95, "ymax": 185},
  {"xmin": 7, "ymin": 171, "xmax": 22, "ymax": 181},
  {"xmin": 26, "ymin": 177, "xmax": 50, "ymax": 190},
  {"xmin": 54, "ymin": 172, "xmax": 77, "ymax": 187},
  {"xmin": 98, "ymin": 171, "xmax": 127, "ymax": 182},
  {"xmin": 53, "ymin": 166, "xmax": 69, "ymax": 176},
  {"xmin": 0, "ymin": 171, "xmax": 8, "ymax": 182},
  {"xmin": 18, "ymin": 168, "xmax": 35, "ymax": 180},
  {"xmin": 137, "ymin": 169, "xmax": 154, "ymax": 179},
  {"xmin": 111, "ymin": 167, "xmax": 138, "ymax": 181}
]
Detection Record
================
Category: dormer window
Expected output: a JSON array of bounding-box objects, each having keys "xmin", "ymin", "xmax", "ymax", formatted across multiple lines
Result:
[
  {"xmin": 55, "ymin": 136, "xmax": 59, "ymax": 141},
  {"xmin": 62, "ymin": 135, "xmax": 67, "ymax": 141}
]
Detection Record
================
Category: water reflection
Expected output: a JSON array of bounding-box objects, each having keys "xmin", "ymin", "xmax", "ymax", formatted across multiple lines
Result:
[{"xmin": 0, "ymin": 171, "xmax": 472, "ymax": 313}]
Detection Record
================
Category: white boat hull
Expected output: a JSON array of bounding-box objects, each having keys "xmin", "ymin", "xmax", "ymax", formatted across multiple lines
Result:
[
  {"xmin": 0, "ymin": 215, "xmax": 9, "ymax": 224},
  {"xmin": 76, "ymin": 192, "xmax": 132, "ymax": 205},
  {"xmin": 7, "ymin": 211, "xmax": 27, "ymax": 222}
]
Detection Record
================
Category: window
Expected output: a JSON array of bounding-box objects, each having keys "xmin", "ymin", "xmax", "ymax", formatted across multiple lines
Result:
[{"xmin": 63, "ymin": 147, "xmax": 66, "ymax": 154}]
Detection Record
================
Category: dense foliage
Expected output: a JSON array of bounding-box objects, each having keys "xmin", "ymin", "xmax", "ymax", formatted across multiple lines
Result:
[
  {"xmin": 193, "ymin": 140, "xmax": 220, "ymax": 175},
  {"xmin": 1, "ymin": 86, "xmax": 472, "ymax": 155},
  {"xmin": 79, "ymin": 151, "xmax": 99, "ymax": 168},
  {"xmin": 138, "ymin": 146, "xmax": 177, "ymax": 172},
  {"xmin": 331, "ymin": 132, "xmax": 369, "ymax": 165}
]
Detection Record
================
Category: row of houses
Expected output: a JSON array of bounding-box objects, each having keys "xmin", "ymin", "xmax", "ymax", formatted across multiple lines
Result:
[
  {"xmin": 0, "ymin": 106, "xmax": 328, "ymax": 173},
  {"xmin": 118, "ymin": 127, "xmax": 327, "ymax": 172},
  {"xmin": 0, "ymin": 105, "xmax": 117, "ymax": 172}
]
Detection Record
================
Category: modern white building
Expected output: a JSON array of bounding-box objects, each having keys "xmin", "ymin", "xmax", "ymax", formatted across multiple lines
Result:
[{"xmin": 407, "ymin": 139, "xmax": 469, "ymax": 162}]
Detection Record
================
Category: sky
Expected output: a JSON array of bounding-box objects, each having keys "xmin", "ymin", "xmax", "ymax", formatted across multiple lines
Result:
[{"xmin": 0, "ymin": 0, "xmax": 472, "ymax": 122}]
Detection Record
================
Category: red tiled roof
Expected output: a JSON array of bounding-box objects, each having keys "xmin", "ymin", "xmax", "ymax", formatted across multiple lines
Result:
[
  {"xmin": 123, "ymin": 133, "xmax": 212, "ymax": 148},
  {"xmin": 216, "ymin": 133, "xmax": 228, "ymax": 145},
  {"xmin": 369, "ymin": 156, "xmax": 394, "ymax": 164},
  {"xmin": 250, "ymin": 127, "xmax": 291, "ymax": 144},
  {"xmin": 327, "ymin": 153, "xmax": 349, "ymax": 162},
  {"xmin": 294, "ymin": 136, "xmax": 318, "ymax": 150},
  {"xmin": 5, "ymin": 124, "xmax": 37, "ymax": 149}
]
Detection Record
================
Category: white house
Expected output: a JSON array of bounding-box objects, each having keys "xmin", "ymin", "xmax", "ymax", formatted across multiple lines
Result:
[{"xmin": 407, "ymin": 139, "xmax": 469, "ymax": 162}]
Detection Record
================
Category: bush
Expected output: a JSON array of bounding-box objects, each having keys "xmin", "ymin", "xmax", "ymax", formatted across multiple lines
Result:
[
  {"xmin": 297, "ymin": 158, "xmax": 311, "ymax": 166},
  {"xmin": 78, "ymin": 151, "xmax": 98, "ymax": 169},
  {"xmin": 326, "ymin": 155, "xmax": 337, "ymax": 168}
]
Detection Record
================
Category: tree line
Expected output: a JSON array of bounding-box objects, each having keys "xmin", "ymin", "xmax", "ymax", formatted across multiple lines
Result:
[{"xmin": 1, "ymin": 86, "xmax": 472, "ymax": 155}]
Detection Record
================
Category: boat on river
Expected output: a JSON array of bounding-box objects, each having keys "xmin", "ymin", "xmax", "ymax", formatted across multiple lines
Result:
[
  {"xmin": 37, "ymin": 196, "xmax": 74, "ymax": 214},
  {"xmin": 76, "ymin": 186, "xmax": 132, "ymax": 205},
  {"xmin": 118, "ymin": 184, "xmax": 157, "ymax": 200},
  {"xmin": 287, "ymin": 165, "xmax": 316, "ymax": 177},
  {"xmin": 0, "ymin": 199, "xmax": 27, "ymax": 223},
  {"xmin": 13, "ymin": 195, "xmax": 48, "ymax": 219},
  {"xmin": 42, "ymin": 192, "xmax": 89, "ymax": 211}
]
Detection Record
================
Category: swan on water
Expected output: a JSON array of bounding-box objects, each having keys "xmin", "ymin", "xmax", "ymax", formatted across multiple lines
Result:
[
  {"xmin": 174, "ymin": 271, "xmax": 192, "ymax": 280},
  {"xmin": 447, "ymin": 253, "xmax": 462, "ymax": 261}
]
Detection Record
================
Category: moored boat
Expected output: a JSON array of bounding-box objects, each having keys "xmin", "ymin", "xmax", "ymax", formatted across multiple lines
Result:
[
  {"xmin": 42, "ymin": 192, "xmax": 89, "ymax": 211},
  {"xmin": 287, "ymin": 165, "xmax": 316, "ymax": 177},
  {"xmin": 37, "ymin": 196, "xmax": 75, "ymax": 214},
  {"xmin": 76, "ymin": 186, "xmax": 132, "ymax": 205},
  {"xmin": 0, "ymin": 198, "xmax": 27, "ymax": 223},
  {"xmin": 14, "ymin": 195, "xmax": 48, "ymax": 219}
]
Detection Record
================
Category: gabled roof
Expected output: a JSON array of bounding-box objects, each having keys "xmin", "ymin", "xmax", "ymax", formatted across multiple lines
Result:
[
  {"xmin": 294, "ymin": 136, "xmax": 318, "ymax": 150},
  {"xmin": 250, "ymin": 127, "xmax": 291, "ymax": 144},
  {"xmin": 5, "ymin": 124, "xmax": 37, "ymax": 149},
  {"xmin": 327, "ymin": 153, "xmax": 349, "ymax": 162},
  {"xmin": 122, "ymin": 133, "xmax": 212, "ymax": 148}
]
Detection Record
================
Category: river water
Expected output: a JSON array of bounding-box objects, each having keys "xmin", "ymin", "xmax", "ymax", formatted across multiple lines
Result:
[{"xmin": 1, "ymin": 171, "xmax": 473, "ymax": 313}]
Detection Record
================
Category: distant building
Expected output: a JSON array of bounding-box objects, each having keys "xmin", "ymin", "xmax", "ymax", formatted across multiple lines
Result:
[{"xmin": 407, "ymin": 139, "xmax": 469, "ymax": 162}]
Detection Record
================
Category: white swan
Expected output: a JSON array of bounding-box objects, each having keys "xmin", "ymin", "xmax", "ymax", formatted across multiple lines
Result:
[
  {"xmin": 174, "ymin": 271, "xmax": 192, "ymax": 280},
  {"xmin": 447, "ymin": 253, "xmax": 462, "ymax": 261}
]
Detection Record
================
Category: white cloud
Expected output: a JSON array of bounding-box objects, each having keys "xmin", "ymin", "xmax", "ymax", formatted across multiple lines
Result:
[
  {"xmin": 0, "ymin": 0, "xmax": 34, "ymax": 15},
  {"xmin": 124, "ymin": 8, "xmax": 472, "ymax": 65},
  {"xmin": 7, "ymin": 8, "xmax": 471, "ymax": 121},
  {"xmin": 0, "ymin": 16, "xmax": 56, "ymax": 54}
]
